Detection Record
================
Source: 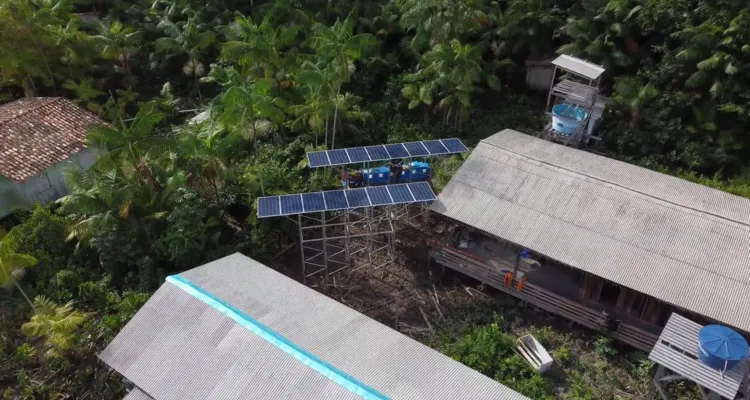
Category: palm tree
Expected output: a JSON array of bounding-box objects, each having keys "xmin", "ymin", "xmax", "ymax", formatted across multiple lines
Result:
[
  {"xmin": 0, "ymin": 229, "xmax": 37, "ymax": 308},
  {"xmin": 218, "ymin": 77, "xmax": 286, "ymax": 195},
  {"xmin": 613, "ymin": 77, "xmax": 659, "ymax": 125},
  {"xmin": 396, "ymin": 0, "xmax": 491, "ymax": 51},
  {"xmin": 63, "ymin": 78, "xmax": 104, "ymax": 113},
  {"xmin": 92, "ymin": 20, "xmax": 144, "ymax": 76},
  {"xmin": 402, "ymin": 39, "xmax": 503, "ymax": 127},
  {"xmin": 221, "ymin": 10, "xmax": 304, "ymax": 82},
  {"xmin": 290, "ymin": 65, "xmax": 334, "ymax": 147},
  {"xmin": 155, "ymin": 14, "xmax": 216, "ymax": 103},
  {"xmin": 309, "ymin": 15, "xmax": 375, "ymax": 149},
  {"xmin": 22, "ymin": 296, "xmax": 89, "ymax": 359},
  {"xmin": 487, "ymin": 0, "xmax": 563, "ymax": 59},
  {"xmin": 557, "ymin": 0, "xmax": 642, "ymax": 70}
]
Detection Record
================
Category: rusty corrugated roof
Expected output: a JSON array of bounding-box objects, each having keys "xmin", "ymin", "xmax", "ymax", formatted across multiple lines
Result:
[
  {"xmin": 0, "ymin": 97, "xmax": 104, "ymax": 182},
  {"xmin": 431, "ymin": 129, "xmax": 750, "ymax": 333}
]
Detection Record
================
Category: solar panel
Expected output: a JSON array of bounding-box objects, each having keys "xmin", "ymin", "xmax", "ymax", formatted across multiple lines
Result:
[
  {"xmin": 324, "ymin": 191, "xmax": 348, "ymax": 210},
  {"xmin": 440, "ymin": 138, "xmax": 469, "ymax": 153},
  {"xmin": 365, "ymin": 145, "xmax": 389, "ymax": 161},
  {"xmin": 345, "ymin": 188, "xmax": 371, "ymax": 208},
  {"xmin": 302, "ymin": 193, "xmax": 326, "ymax": 213},
  {"xmin": 280, "ymin": 195, "xmax": 303, "ymax": 214},
  {"xmin": 306, "ymin": 138, "xmax": 468, "ymax": 168},
  {"xmin": 403, "ymin": 141, "xmax": 429, "ymax": 157},
  {"xmin": 327, "ymin": 149, "xmax": 350, "ymax": 165},
  {"xmin": 384, "ymin": 143, "xmax": 410, "ymax": 159},
  {"xmin": 366, "ymin": 186, "xmax": 391, "ymax": 206},
  {"xmin": 346, "ymin": 147, "xmax": 370, "ymax": 163},
  {"xmin": 307, "ymin": 151, "xmax": 330, "ymax": 167},
  {"xmin": 408, "ymin": 182, "xmax": 437, "ymax": 201},
  {"xmin": 256, "ymin": 182, "xmax": 437, "ymax": 218},
  {"xmin": 387, "ymin": 184, "xmax": 415, "ymax": 203},
  {"xmin": 258, "ymin": 197, "xmax": 280, "ymax": 217},
  {"xmin": 422, "ymin": 140, "xmax": 450, "ymax": 155}
]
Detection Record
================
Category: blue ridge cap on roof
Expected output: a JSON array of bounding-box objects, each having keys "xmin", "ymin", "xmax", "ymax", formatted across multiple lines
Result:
[{"xmin": 166, "ymin": 274, "xmax": 390, "ymax": 400}]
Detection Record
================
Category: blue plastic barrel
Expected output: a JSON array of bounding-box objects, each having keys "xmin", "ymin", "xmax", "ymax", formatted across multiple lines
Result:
[
  {"xmin": 551, "ymin": 104, "xmax": 588, "ymax": 136},
  {"xmin": 697, "ymin": 325, "xmax": 749, "ymax": 370}
]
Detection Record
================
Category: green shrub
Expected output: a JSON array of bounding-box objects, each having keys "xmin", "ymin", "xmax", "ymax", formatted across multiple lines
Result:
[{"xmin": 594, "ymin": 336, "xmax": 618, "ymax": 358}]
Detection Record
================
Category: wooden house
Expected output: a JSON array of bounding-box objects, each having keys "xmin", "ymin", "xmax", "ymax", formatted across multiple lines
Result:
[{"xmin": 429, "ymin": 129, "xmax": 750, "ymax": 351}]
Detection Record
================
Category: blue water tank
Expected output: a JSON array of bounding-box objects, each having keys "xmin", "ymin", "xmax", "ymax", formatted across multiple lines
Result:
[
  {"xmin": 697, "ymin": 325, "xmax": 749, "ymax": 370},
  {"xmin": 551, "ymin": 103, "xmax": 588, "ymax": 135}
]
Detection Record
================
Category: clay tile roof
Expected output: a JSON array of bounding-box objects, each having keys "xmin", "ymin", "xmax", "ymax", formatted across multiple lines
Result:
[{"xmin": 0, "ymin": 97, "xmax": 105, "ymax": 182}]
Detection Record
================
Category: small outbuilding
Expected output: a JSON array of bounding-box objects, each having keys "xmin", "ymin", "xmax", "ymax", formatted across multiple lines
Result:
[
  {"xmin": 100, "ymin": 253, "xmax": 529, "ymax": 400},
  {"xmin": 0, "ymin": 97, "xmax": 104, "ymax": 218}
]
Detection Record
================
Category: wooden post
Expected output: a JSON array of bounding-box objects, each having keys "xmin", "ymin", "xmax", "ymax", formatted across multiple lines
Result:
[{"xmin": 545, "ymin": 66, "xmax": 558, "ymax": 112}]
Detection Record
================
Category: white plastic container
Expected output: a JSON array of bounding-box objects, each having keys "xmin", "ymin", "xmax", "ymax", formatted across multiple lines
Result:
[{"xmin": 516, "ymin": 334, "xmax": 554, "ymax": 373}]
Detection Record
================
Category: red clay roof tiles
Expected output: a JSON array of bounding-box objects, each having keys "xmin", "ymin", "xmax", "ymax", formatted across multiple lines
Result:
[{"xmin": 0, "ymin": 97, "xmax": 104, "ymax": 182}]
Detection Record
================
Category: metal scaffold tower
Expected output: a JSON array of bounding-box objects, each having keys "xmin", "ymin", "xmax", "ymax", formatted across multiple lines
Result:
[
  {"xmin": 258, "ymin": 182, "xmax": 437, "ymax": 282},
  {"xmin": 258, "ymin": 138, "xmax": 468, "ymax": 282},
  {"xmin": 543, "ymin": 54, "xmax": 606, "ymax": 148},
  {"xmin": 297, "ymin": 206, "xmax": 396, "ymax": 280}
]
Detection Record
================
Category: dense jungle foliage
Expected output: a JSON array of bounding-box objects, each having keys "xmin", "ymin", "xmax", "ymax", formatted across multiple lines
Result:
[{"xmin": 1, "ymin": 0, "xmax": 749, "ymax": 397}]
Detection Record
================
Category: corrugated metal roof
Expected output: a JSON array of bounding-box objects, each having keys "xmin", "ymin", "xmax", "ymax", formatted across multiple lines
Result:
[
  {"xmin": 552, "ymin": 55, "xmax": 605, "ymax": 80},
  {"xmin": 123, "ymin": 388, "xmax": 154, "ymax": 400},
  {"xmin": 430, "ymin": 129, "xmax": 750, "ymax": 333},
  {"xmin": 100, "ymin": 253, "xmax": 529, "ymax": 400}
]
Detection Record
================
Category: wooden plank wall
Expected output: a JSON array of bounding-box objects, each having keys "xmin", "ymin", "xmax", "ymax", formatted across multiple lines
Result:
[{"xmin": 433, "ymin": 247, "xmax": 659, "ymax": 351}]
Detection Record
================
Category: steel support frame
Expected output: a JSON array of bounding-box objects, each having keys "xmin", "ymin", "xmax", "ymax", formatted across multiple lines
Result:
[
  {"xmin": 297, "ymin": 205, "xmax": 399, "ymax": 282},
  {"xmin": 651, "ymin": 364, "xmax": 749, "ymax": 400}
]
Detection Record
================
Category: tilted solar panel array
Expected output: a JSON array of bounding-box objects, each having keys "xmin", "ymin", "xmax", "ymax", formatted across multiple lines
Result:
[
  {"xmin": 257, "ymin": 182, "xmax": 437, "ymax": 218},
  {"xmin": 307, "ymin": 138, "xmax": 469, "ymax": 168}
]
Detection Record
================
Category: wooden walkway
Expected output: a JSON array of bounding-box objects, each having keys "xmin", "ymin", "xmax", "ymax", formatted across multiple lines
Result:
[{"xmin": 433, "ymin": 246, "xmax": 659, "ymax": 351}]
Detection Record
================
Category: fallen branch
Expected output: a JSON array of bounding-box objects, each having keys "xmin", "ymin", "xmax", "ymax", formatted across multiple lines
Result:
[{"xmin": 418, "ymin": 306, "xmax": 434, "ymax": 334}]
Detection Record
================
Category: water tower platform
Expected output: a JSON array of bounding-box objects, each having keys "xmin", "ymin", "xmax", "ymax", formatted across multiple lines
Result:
[{"xmin": 649, "ymin": 313, "xmax": 749, "ymax": 399}]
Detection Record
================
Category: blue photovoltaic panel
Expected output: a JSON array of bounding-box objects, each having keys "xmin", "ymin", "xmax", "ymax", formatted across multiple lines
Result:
[
  {"xmin": 403, "ymin": 141, "xmax": 429, "ymax": 157},
  {"xmin": 257, "ymin": 197, "xmax": 281, "ymax": 217},
  {"xmin": 280, "ymin": 194, "xmax": 303, "ymax": 214},
  {"xmin": 366, "ymin": 186, "xmax": 391, "ymax": 206},
  {"xmin": 302, "ymin": 192, "xmax": 326, "ymax": 213},
  {"xmin": 440, "ymin": 138, "xmax": 468, "ymax": 153},
  {"xmin": 365, "ymin": 145, "xmax": 389, "ymax": 161},
  {"xmin": 345, "ymin": 188, "xmax": 371, "ymax": 208},
  {"xmin": 408, "ymin": 182, "xmax": 437, "ymax": 201},
  {"xmin": 307, "ymin": 151, "xmax": 330, "ymax": 167},
  {"xmin": 324, "ymin": 191, "xmax": 348, "ymax": 210},
  {"xmin": 346, "ymin": 147, "xmax": 370, "ymax": 163},
  {"xmin": 423, "ymin": 140, "xmax": 450, "ymax": 155},
  {"xmin": 384, "ymin": 143, "xmax": 410, "ymax": 159},
  {"xmin": 305, "ymin": 138, "xmax": 468, "ymax": 168},
  {"xmin": 257, "ymin": 182, "xmax": 437, "ymax": 217},
  {"xmin": 387, "ymin": 184, "xmax": 415, "ymax": 203},
  {"xmin": 327, "ymin": 149, "xmax": 350, "ymax": 165}
]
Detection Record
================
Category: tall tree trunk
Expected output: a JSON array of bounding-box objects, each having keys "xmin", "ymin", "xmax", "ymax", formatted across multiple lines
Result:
[
  {"xmin": 15, "ymin": 281, "xmax": 34, "ymax": 309},
  {"xmin": 324, "ymin": 115, "xmax": 329, "ymax": 149},
  {"xmin": 253, "ymin": 122, "xmax": 265, "ymax": 196},
  {"xmin": 28, "ymin": 27, "xmax": 57, "ymax": 95},
  {"xmin": 331, "ymin": 85, "xmax": 341, "ymax": 150},
  {"xmin": 193, "ymin": 72, "xmax": 203, "ymax": 104}
]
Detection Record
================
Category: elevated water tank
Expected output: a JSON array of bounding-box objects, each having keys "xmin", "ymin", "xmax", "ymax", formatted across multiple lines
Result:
[
  {"xmin": 698, "ymin": 325, "xmax": 748, "ymax": 370},
  {"xmin": 551, "ymin": 103, "xmax": 588, "ymax": 135}
]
